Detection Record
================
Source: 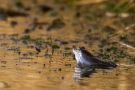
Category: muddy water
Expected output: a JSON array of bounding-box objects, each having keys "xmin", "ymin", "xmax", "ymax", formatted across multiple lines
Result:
[{"xmin": 0, "ymin": 0, "xmax": 135, "ymax": 90}]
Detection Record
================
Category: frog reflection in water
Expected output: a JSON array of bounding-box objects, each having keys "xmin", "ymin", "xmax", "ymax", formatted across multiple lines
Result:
[
  {"xmin": 73, "ymin": 46, "xmax": 117, "ymax": 69},
  {"xmin": 72, "ymin": 46, "xmax": 117, "ymax": 78}
]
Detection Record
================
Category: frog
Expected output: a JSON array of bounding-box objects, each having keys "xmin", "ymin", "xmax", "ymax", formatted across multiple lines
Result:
[{"xmin": 72, "ymin": 46, "xmax": 117, "ymax": 69}]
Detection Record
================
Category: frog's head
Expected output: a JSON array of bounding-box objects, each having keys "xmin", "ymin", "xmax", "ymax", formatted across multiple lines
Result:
[{"xmin": 72, "ymin": 46, "xmax": 85, "ymax": 63}]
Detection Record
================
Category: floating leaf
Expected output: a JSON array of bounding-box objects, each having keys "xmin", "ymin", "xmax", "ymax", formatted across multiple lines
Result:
[
  {"xmin": 52, "ymin": 44, "xmax": 60, "ymax": 49},
  {"xmin": 61, "ymin": 41, "xmax": 69, "ymax": 44},
  {"xmin": 21, "ymin": 35, "xmax": 31, "ymax": 40}
]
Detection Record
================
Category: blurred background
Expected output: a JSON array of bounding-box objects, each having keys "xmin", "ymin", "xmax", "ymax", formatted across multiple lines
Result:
[{"xmin": 0, "ymin": 0, "xmax": 135, "ymax": 90}]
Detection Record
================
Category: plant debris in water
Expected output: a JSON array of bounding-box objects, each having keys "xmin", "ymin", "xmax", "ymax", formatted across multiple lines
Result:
[
  {"xmin": 52, "ymin": 44, "xmax": 60, "ymax": 49},
  {"xmin": 21, "ymin": 35, "xmax": 31, "ymax": 40},
  {"xmin": 38, "ymin": 5, "xmax": 53, "ymax": 13},
  {"xmin": 0, "ymin": 0, "xmax": 135, "ymax": 89},
  {"xmin": 47, "ymin": 18, "xmax": 65, "ymax": 30}
]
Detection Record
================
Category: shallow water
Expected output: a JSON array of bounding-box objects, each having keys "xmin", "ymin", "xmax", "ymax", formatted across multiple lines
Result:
[{"xmin": 0, "ymin": 0, "xmax": 135, "ymax": 90}]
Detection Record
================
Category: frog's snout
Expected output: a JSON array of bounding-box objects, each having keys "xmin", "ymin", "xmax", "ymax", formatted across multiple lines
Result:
[{"xmin": 72, "ymin": 45, "xmax": 77, "ymax": 50}]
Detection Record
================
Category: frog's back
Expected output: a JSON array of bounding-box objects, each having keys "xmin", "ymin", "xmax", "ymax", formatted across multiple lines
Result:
[{"xmin": 79, "ymin": 47, "xmax": 117, "ymax": 69}]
